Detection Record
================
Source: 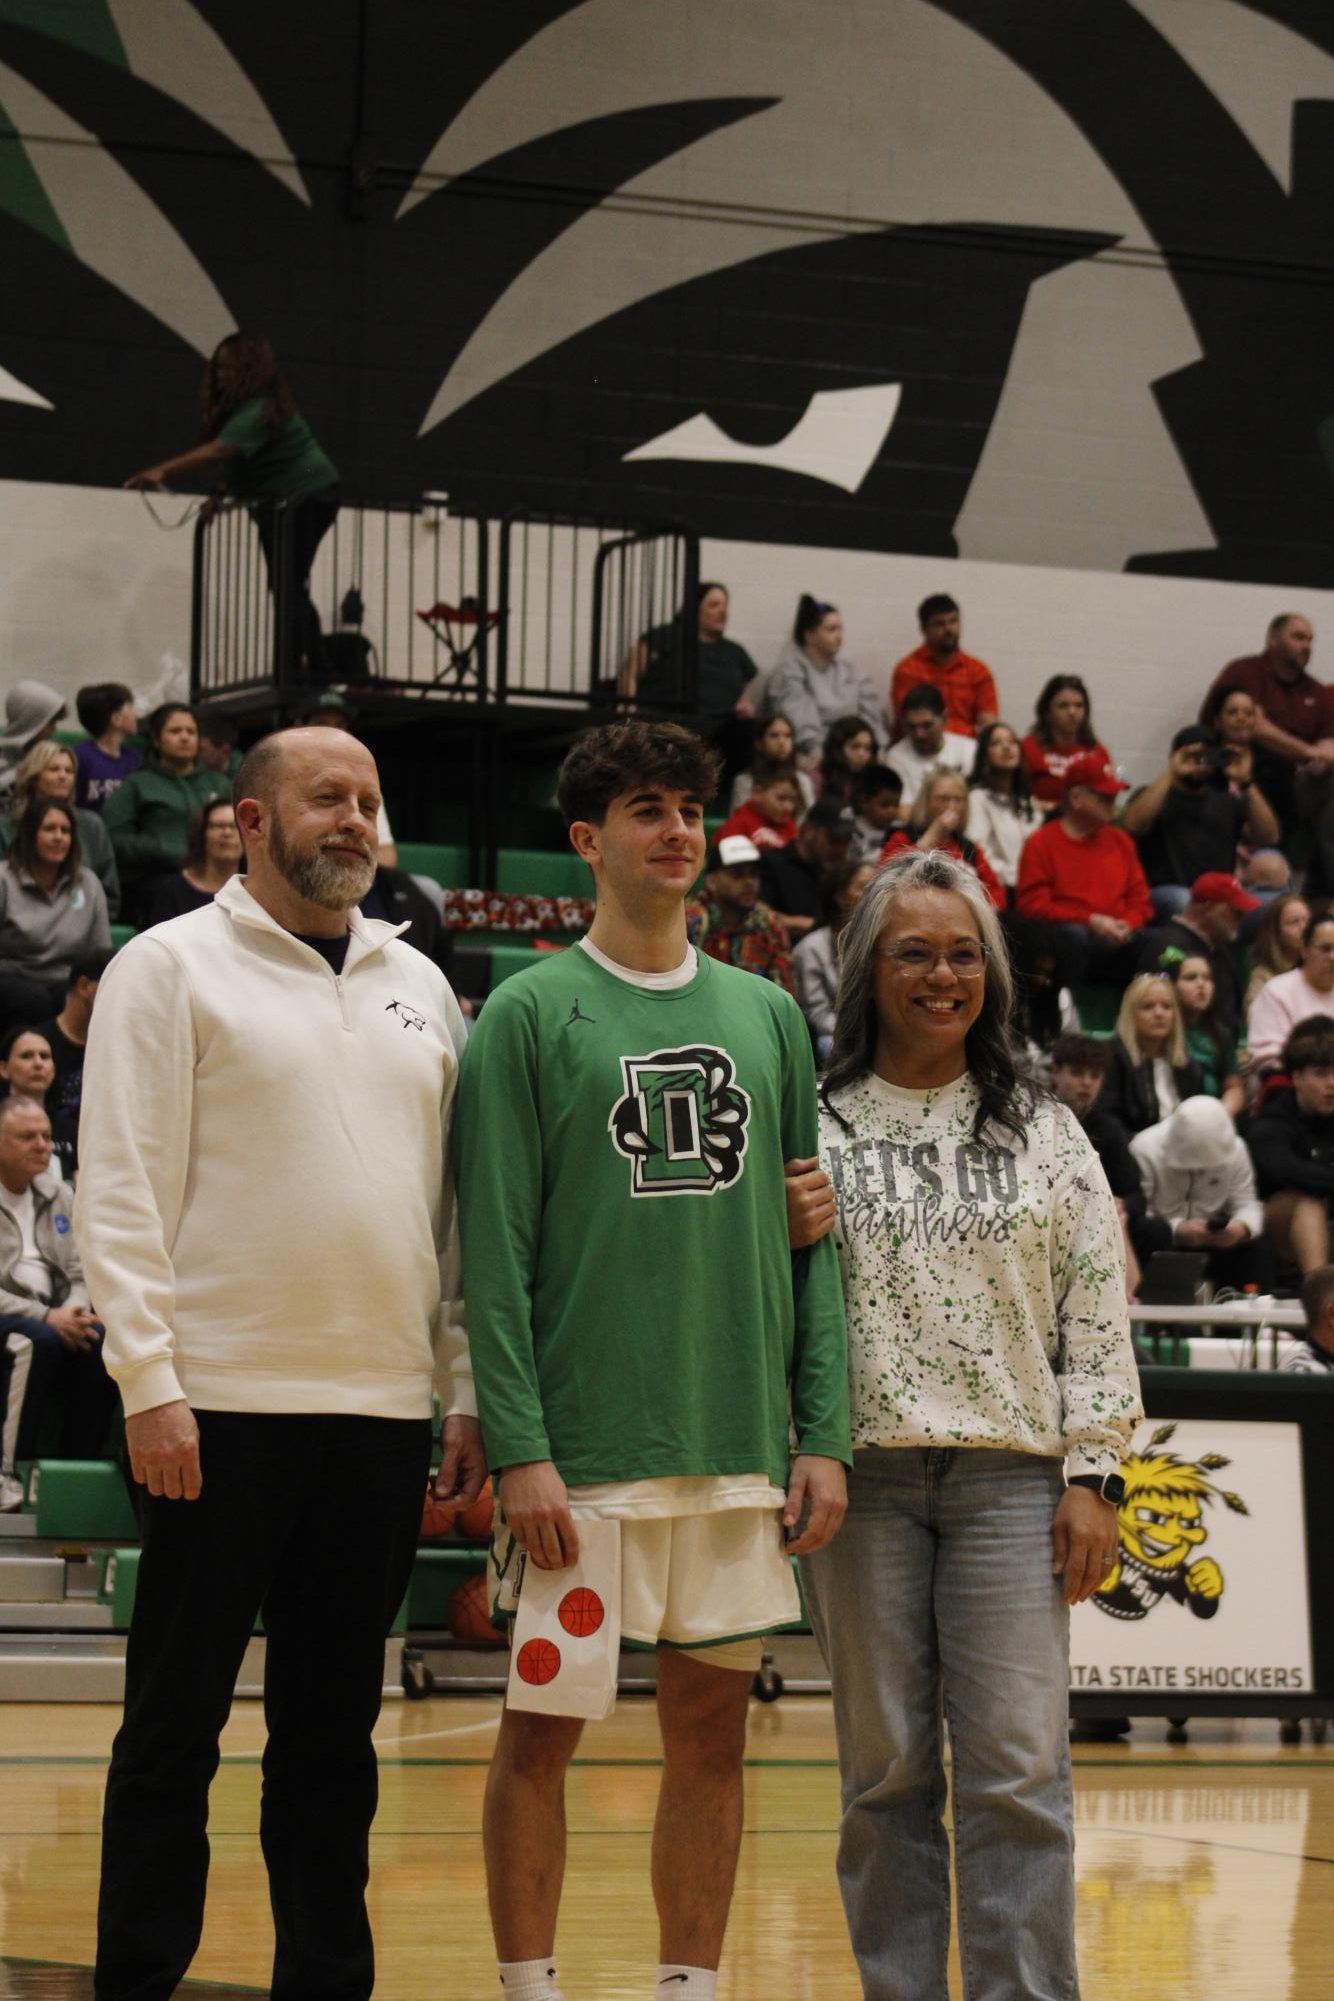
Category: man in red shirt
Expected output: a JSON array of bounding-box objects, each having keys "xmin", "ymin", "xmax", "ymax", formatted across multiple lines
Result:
[
  {"xmin": 889, "ymin": 593, "xmax": 998, "ymax": 739},
  {"xmin": 1016, "ymin": 752, "xmax": 1152, "ymax": 988}
]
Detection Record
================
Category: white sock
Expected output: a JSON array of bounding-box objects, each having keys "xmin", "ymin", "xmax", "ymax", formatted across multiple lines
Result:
[
  {"xmin": 498, "ymin": 1958, "xmax": 563, "ymax": 2000},
  {"xmin": 656, "ymin": 1966, "xmax": 717, "ymax": 1999}
]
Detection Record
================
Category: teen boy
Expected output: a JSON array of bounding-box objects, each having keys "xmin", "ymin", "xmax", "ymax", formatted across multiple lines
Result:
[{"xmin": 457, "ymin": 721, "xmax": 850, "ymax": 2001}]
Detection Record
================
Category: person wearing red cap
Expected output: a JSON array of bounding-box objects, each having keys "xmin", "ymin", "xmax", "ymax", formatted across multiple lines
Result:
[
  {"xmin": 1136, "ymin": 872, "xmax": 1259, "ymax": 1051},
  {"xmin": 1119, "ymin": 725, "xmax": 1278, "ymax": 921},
  {"xmin": 1014, "ymin": 753, "xmax": 1152, "ymax": 987}
]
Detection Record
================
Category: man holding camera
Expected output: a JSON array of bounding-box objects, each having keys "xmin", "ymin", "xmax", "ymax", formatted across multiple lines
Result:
[{"xmin": 1120, "ymin": 724, "xmax": 1278, "ymax": 922}]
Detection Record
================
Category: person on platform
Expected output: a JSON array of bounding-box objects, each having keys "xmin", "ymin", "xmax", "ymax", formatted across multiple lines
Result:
[
  {"xmin": 1247, "ymin": 911, "xmax": 1334, "ymax": 1077},
  {"xmin": 1014, "ymin": 754, "xmax": 1151, "ymax": 987},
  {"xmin": 1099, "ymin": 972, "xmax": 1204, "ymax": 1139},
  {"xmin": 685, "ymin": 833, "xmax": 795, "ymax": 994},
  {"xmin": 883, "ymin": 684, "xmax": 974, "ymax": 802},
  {"xmin": 624, "ymin": 581, "xmax": 760, "ymax": 784},
  {"xmin": 967, "ymin": 721, "xmax": 1040, "ymax": 894},
  {"xmin": 1119, "ymin": 725, "xmax": 1277, "ymax": 918},
  {"xmin": 102, "ymin": 704, "xmax": 230, "ymax": 921},
  {"xmin": 766, "ymin": 596, "xmax": 884, "ymax": 764},
  {"xmin": 1247, "ymin": 1017, "xmax": 1334, "ymax": 1278},
  {"xmin": 879, "ymin": 768, "xmax": 1005, "ymax": 909},
  {"xmin": 803, "ymin": 848, "xmax": 1140, "ymax": 2001},
  {"xmin": 0, "ymin": 800, "xmax": 111, "ymax": 1032},
  {"xmin": 1020, "ymin": 675, "xmax": 1113, "ymax": 807},
  {"xmin": 714, "ymin": 760, "xmax": 802, "ymax": 852},
  {"xmin": 456, "ymin": 719, "xmax": 850, "ymax": 2001},
  {"xmin": 1130, "ymin": 1096, "xmax": 1269, "ymax": 1293},
  {"xmin": 758, "ymin": 794, "xmax": 857, "ymax": 943},
  {"xmin": 142, "ymin": 798, "xmax": 244, "ymax": 927},
  {"xmin": 76, "ymin": 727, "xmax": 482, "ymax": 2001},
  {"xmin": 888, "ymin": 593, "xmax": 998, "ymax": 738},
  {"xmin": 74, "ymin": 683, "xmax": 141, "ymax": 812},
  {"xmin": 3, "ymin": 740, "xmax": 121, "ymax": 918},
  {"xmin": 125, "ymin": 331, "xmax": 340, "ymax": 679},
  {"xmin": 0, "ymin": 1098, "xmax": 114, "ymax": 1506}
]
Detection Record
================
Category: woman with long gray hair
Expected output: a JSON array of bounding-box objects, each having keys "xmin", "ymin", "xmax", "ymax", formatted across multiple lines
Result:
[{"xmin": 800, "ymin": 848, "xmax": 1140, "ymax": 2001}]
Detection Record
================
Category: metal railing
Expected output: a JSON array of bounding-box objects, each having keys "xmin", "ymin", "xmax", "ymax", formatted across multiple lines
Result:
[{"xmin": 191, "ymin": 498, "xmax": 698, "ymax": 718}]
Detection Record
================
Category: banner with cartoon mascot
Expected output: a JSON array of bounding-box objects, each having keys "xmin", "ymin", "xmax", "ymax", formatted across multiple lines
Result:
[{"xmin": 1071, "ymin": 1420, "xmax": 1313, "ymax": 1696}]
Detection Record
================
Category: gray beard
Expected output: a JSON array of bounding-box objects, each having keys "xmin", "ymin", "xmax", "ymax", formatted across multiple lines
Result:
[{"xmin": 269, "ymin": 819, "xmax": 375, "ymax": 911}]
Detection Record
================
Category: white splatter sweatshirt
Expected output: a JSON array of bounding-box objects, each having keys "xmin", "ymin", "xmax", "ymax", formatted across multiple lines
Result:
[{"xmin": 821, "ymin": 1071, "xmax": 1140, "ymax": 1476}]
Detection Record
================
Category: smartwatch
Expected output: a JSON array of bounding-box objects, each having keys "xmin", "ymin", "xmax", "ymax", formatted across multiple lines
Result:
[{"xmin": 1068, "ymin": 1471, "xmax": 1126, "ymax": 1505}]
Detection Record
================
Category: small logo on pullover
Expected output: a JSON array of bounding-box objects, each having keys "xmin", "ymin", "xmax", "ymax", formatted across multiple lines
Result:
[{"xmin": 385, "ymin": 1000, "xmax": 425, "ymax": 1031}]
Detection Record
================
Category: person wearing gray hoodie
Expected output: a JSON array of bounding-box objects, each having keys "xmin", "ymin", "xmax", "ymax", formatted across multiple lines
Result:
[
  {"xmin": 765, "ymin": 595, "xmax": 885, "ymax": 764},
  {"xmin": 0, "ymin": 681, "xmax": 67, "ymax": 808},
  {"xmin": 1129, "ymin": 1094, "xmax": 1271, "ymax": 1291}
]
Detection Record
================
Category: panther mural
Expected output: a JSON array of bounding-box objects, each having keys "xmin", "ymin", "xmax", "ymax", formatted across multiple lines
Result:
[{"xmin": 1, "ymin": 0, "xmax": 1333, "ymax": 582}]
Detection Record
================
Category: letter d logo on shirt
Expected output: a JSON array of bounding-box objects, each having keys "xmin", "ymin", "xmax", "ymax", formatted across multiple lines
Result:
[{"xmin": 609, "ymin": 1044, "xmax": 751, "ymax": 1196}]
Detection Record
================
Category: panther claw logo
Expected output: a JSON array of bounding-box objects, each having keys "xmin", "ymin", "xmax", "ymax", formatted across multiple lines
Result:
[
  {"xmin": 610, "ymin": 1045, "xmax": 751, "ymax": 1197},
  {"xmin": 385, "ymin": 1000, "xmax": 426, "ymax": 1031},
  {"xmin": 1094, "ymin": 1424, "xmax": 1248, "ymax": 1624}
]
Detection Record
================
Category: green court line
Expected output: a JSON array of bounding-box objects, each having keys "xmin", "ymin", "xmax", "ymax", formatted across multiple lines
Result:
[{"xmin": 1, "ymin": 1953, "xmax": 263, "ymax": 1994}]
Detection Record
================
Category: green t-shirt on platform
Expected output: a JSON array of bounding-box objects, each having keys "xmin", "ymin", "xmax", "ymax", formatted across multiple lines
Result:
[
  {"xmin": 216, "ymin": 396, "xmax": 338, "ymax": 501},
  {"xmin": 456, "ymin": 946, "xmax": 851, "ymax": 1489}
]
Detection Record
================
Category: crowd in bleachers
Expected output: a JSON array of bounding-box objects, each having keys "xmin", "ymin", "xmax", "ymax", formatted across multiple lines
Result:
[
  {"xmin": 673, "ymin": 588, "xmax": 1334, "ymax": 1333},
  {"xmin": 5, "ymin": 587, "xmax": 1334, "ymax": 1508}
]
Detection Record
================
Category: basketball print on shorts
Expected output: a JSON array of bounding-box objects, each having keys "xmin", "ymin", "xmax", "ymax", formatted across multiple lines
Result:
[
  {"xmin": 609, "ymin": 1045, "xmax": 752, "ymax": 1196},
  {"xmin": 516, "ymin": 1637, "xmax": 562, "ymax": 1685},
  {"xmin": 559, "ymin": 1587, "xmax": 605, "ymax": 1637}
]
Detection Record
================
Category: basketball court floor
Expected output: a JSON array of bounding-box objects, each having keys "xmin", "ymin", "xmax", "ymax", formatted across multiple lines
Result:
[{"xmin": 1, "ymin": 1694, "xmax": 1330, "ymax": 1998}]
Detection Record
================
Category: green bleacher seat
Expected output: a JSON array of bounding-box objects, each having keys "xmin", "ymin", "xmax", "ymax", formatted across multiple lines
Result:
[
  {"xmin": 495, "ymin": 848, "xmax": 592, "ymax": 900},
  {"xmin": 109, "ymin": 923, "xmax": 137, "ymax": 949},
  {"xmin": 407, "ymin": 1547, "xmax": 488, "ymax": 1626},
  {"xmin": 396, "ymin": 842, "xmax": 470, "ymax": 888},
  {"xmin": 29, "ymin": 1460, "xmax": 136, "ymax": 1539}
]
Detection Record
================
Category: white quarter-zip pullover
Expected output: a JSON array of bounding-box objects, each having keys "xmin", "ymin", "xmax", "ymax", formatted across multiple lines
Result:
[{"xmin": 76, "ymin": 875, "xmax": 472, "ymax": 1421}]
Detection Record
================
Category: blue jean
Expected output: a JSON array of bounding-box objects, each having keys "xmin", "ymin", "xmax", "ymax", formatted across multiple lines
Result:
[
  {"xmin": 1149, "ymin": 883, "xmax": 1191, "ymax": 920},
  {"xmin": 801, "ymin": 1448, "xmax": 1078, "ymax": 2001}
]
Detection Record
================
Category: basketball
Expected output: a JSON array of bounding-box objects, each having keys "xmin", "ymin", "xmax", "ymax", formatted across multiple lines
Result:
[
  {"xmin": 445, "ymin": 1573, "xmax": 506, "ymax": 1646},
  {"xmin": 453, "ymin": 1477, "xmax": 495, "ymax": 1542},
  {"xmin": 558, "ymin": 1587, "xmax": 605, "ymax": 1637},
  {"xmin": 419, "ymin": 1482, "xmax": 459, "ymax": 1542},
  {"xmin": 516, "ymin": 1637, "xmax": 562, "ymax": 1686}
]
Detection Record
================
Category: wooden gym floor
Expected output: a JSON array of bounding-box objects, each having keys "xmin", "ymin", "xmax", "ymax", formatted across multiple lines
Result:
[{"xmin": 1, "ymin": 1695, "xmax": 1331, "ymax": 1998}]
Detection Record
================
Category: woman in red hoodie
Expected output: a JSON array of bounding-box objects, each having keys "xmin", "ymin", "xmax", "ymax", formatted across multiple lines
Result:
[{"xmin": 879, "ymin": 768, "xmax": 1005, "ymax": 908}]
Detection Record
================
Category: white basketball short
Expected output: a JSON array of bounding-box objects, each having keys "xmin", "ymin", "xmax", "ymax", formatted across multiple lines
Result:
[{"xmin": 492, "ymin": 1505, "xmax": 800, "ymax": 1674}]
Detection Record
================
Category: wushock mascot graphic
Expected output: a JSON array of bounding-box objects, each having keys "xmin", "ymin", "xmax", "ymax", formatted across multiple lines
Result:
[{"xmin": 1094, "ymin": 1424, "xmax": 1249, "ymax": 1624}]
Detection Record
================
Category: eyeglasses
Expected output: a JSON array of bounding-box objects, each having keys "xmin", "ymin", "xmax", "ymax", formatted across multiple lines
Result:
[{"xmin": 877, "ymin": 943, "xmax": 991, "ymax": 977}]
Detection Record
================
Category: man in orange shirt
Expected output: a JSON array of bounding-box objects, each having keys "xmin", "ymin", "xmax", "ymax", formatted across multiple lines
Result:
[{"xmin": 889, "ymin": 594, "xmax": 998, "ymax": 739}]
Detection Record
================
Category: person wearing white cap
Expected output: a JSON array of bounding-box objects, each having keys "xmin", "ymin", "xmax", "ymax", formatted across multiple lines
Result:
[
  {"xmin": 685, "ymin": 832, "xmax": 795, "ymax": 993},
  {"xmin": 0, "ymin": 682, "xmax": 67, "ymax": 807}
]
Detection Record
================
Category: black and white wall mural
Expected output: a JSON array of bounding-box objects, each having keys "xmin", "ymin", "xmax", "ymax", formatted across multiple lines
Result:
[{"xmin": 2, "ymin": 0, "xmax": 1334, "ymax": 585}]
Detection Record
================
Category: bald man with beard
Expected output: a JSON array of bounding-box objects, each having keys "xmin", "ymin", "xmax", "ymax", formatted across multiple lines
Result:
[{"xmin": 76, "ymin": 728, "xmax": 483, "ymax": 2001}]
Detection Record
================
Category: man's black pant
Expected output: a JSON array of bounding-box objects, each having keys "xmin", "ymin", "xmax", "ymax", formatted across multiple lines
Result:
[{"xmin": 95, "ymin": 1409, "xmax": 430, "ymax": 2001}]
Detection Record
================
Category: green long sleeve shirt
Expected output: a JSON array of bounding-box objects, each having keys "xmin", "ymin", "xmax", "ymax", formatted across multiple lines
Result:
[{"xmin": 456, "ymin": 946, "xmax": 851, "ymax": 1490}]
